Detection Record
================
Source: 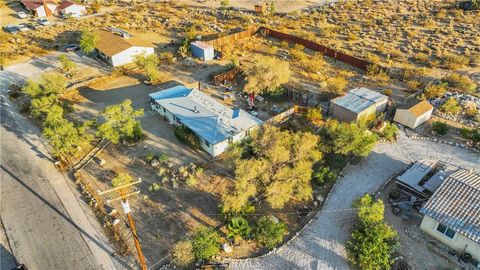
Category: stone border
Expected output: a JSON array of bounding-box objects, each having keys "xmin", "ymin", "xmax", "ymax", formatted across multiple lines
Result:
[{"xmin": 406, "ymin": 133, "xmax": 480, "ymax": 155}]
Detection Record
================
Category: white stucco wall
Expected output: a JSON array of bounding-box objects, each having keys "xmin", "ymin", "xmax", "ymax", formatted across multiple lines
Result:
[
  {"xmin": 110, "ymin": 46, "xmax": 154, "ymax": 67},
  {"xmin": 62, "ymin": 4, "xmax": 87, "ymax": 15},
  {"xmin": 394, "ymin": 108, "xmax": 433, "ymax": 129},
  {"xmin": 420, "ymin": 215, "xmax": 480, "ymax": 261}
]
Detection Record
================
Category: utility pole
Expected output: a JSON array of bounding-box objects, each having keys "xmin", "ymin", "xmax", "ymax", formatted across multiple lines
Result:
[{"xmin": 98, "ymin": 179, "xmax": 147, "ymax": 270}]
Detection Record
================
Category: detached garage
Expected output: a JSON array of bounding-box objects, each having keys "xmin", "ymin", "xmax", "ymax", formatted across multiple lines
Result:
[
  {"xmin": 394, "ymin": 99, "xmax": 433, "ymax": 129},
  {"xmin": 190, "ymin": 41, "xmax": 214, "ymax": 62}
]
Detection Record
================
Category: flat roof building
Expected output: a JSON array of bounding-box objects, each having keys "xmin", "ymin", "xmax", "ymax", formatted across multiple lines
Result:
[
  {"xmin": 190, "ymin": 41, "xmax": 214, "ymax": 62},
  {"xmin": 149, "ymin": 85, "xmax": 263, "ymax": 156},
  {"xmin": 329, "ymin": 87, "xmax": 388, "ymax": 122}
]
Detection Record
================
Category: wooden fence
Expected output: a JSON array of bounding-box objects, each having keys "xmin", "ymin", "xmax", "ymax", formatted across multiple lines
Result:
[
  {"xmin": 204, "ymin": 26, "xmax": 258, "ymax": 47},
  {"xmin": 259, "ymin": 27, "xmax": 371, "ymax": 71},
  {"xmin": 212, "ymin": 67, "xmax": 242, "ymax": 85}
]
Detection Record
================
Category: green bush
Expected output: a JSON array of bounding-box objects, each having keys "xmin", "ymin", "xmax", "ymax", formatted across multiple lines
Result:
[
  {"xmin": 174, "ymin": 125, "xmax": 200, "ymax": 149},
  {"xmin": 254, "ymin": 216, "xmax": 287, "ymax": 249},
  {"xmin": 148, "ymin": 183, "xmax": 161, "ymax": 192},
  {"xmin": 443, "ymin": 53, "xmax": 469, "ymax": 70},
  {"xmin": 422, "ymin": 82, "xmax": 447, "ymax": 99},
  {"xmin": 192, "ymin": 227, "xmax": 221, "ymax": 260},
  {"xmin": 440, "ymin": 98, "xmax": 461, "ymax": 115},
  {"xmin": 227, "ymin": 216, "xmax": 252, "ymax": 240},
  {"xmin": 460, "ymin": 128, "xmax": 480, "ymax": 147},
  {"xmin": 314, "ymin": 167, "xmax": 336, "ymax": 186},
  {"xmin": 432, "ymin": 121, "xmax": 449, "ymax": 135},
  {"xmin": 443, "ymin": 74, "xmax": 477, "ymax": 94},
  {"xmin": 146, "ymin": 152, "xmax": 156, "ymax": 161},
  {"xmin": 381, "ymin": 122, "xmax": 399, "ymax": 141}
]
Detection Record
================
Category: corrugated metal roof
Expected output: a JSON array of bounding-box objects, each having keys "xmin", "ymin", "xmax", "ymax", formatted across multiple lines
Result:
[
  {"xmin": 420, "ymin": 169, "xmax": 480, "ymax": 244},
  {"xmin": 330, "ymin": 87, "xmax": 388, "ymax": 114},
  {"xmin": 150, "ymin": 86, "xmax": 263, "ymax": 144}
]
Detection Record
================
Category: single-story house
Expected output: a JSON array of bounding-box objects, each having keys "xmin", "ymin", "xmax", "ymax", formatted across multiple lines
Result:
[
  {"xmin": 329, "ymin": 87, "xmax": 388, "ymax": 122},
  {"xmin": 395, "ymin": 160, "xmax": 459, "ymax": 199},
  {"xmin": 190, "ymin": 41, "xmax": 214, "ymax": 62},
  {"xmin": 57, "ymin": 1, "xmax": 87, "ymax": 16},
  {"xmin": 149, "ymin": 85, "xmax": 263, "ymax": 156},
  {"xmin": 420, "ymin": 169, "xmax": 480, "ymax": 263},
  {"xmin": 20, "ymin": 0, "xmax": 58, "ymax": 17},
  {"xmin": 394, "ymin": 99, "xmax": 433, "ymax": 129},
  {"xmin": 95, "ymin": 29, "xmax": 154, "ymax": 67}
]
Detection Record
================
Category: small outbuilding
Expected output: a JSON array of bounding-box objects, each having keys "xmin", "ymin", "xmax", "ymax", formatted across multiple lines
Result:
[
  {"xmin": 20, "ymin": 0, "xmax": 58, "ymax": 17},
  {"xmin": 420, "ymin": 169, "xmax": 480, "ymax": 263},
  {"xmin": 393, "ymin": 99, "xmax": 433, "ymax": 129},
  {"xmin": 57, "ymin": 1, "xmax": 87, "ymax": 17},
  {"xmin": 329, "ymin": 87, "xmax": 388, "ymax": 122},
  {"xmin": 95, "ymin": 28, "xmax": 154, "ymax": 67},
  {"xmin": 190, "ymin": 41, "xmax": 214, "ymax": 62}
]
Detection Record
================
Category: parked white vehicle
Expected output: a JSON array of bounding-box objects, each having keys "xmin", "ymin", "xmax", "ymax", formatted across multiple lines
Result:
[
  {"xmin": 17, "ymin": 11, "xmax": 28, "ymax": 19},
  {"xmin": 37, "ymin": 18, "xmax": 50, "ymax": 26},
  {"xmin": 17, "ymin": 23, "xmax": 30, "ymax": 32}
]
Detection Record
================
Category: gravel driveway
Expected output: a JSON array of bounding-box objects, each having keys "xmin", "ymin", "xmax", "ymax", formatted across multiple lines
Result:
[{"xmin": 230, "ymin": 132, "xmax": 479, "ymax": 270}]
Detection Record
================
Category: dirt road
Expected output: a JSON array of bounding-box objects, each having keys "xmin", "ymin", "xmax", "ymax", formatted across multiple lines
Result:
[{"xmin": 0, "ymin": 54, "xmax": 126, "ymax": 270}]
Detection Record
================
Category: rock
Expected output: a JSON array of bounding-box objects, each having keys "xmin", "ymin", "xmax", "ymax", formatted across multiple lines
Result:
[
  {"xmin": 316, "ymin": 195, "xmax": 325, "ymax": 202},
  {"xmin": 150, "ymin": 159, "xmax": 160, "ymax": 167},
  {"xmin": 270, "ymin": 216, "xmax": 279, "ymax": 224},
  {"xmin": 222, "ymin": 243, "xmax": 232, "ymax": 253}
]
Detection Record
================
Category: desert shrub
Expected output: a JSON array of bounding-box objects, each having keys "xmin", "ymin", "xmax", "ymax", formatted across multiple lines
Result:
[
  {"xmin": 470, "ymin": 54, "xmax": 480, "ymax": 66},
  {"xmin": 464, "ymin": 102, "xmax": 478, "ymax": 117},
  {"xmin": 254, "ymin": 216, "xmax": 287, "ymax": 249},
  {"xmin": 305, "ymin": 107, "xmax": 323, "ymax": 125},
  {"xmin": 185, "ymin": 176, "xmax": 197, "ymax": 186},
  {"xmin": 422, "ymin": 82, "xmax": 447, "ymax": 99},
  {"xmin": 172, "ymin": 240, "xmax": 195, "ymax": 268},
  {"xmin": 440, "ymin": 98, "xmax": 461, "ymax": 115},
  {"xmin": 432, "ymin": 121, "xmax": 449, "ymax": 135},
  {"xmin": 280, "ymin": 41, "xmax": 289, "ymax": 48},
  {"xmin": 159, "ymin": 52, "xmax": 174, "ymax": 64},
  {"xmin": 442, "ymin": 53, "xmax": 469, "ymax": 70},
  {"xmin": 380, "ymin": 122, "xmax": 399, "ymax": 141},
  {"xmin": 302, "ymin": 53, "xmax": 325, "ymax": 73},
  {"xmin": 146, "ymin": 152, "xmax": 155, "ymax": 161},
  {"xmin": 347, "ymin": 32, "xmax": 359, "ymax": 41},
  {"xmin": 407, "ymin": 80, "xmax": 422, "ymax": 90},
  {"xmin": 192, "ymin": 227, "xmax": 221, "ymax": 260},
  {"xmin": 327, "ymin": 76, "xmax": 348, "ymax": 94},
  {"xmin": 413, "ymin": 52, "xmax": 429, "ymax": 64},
  {"xmin": 367, "ymin": 65, "xmax": 390, "ymax": 84},
  {"xmin": 383, "ymin": 89, "xmax": 393, "ymax": 96},
  {"xmin": 314, "ymin": 166, "xmax": 336, "ymax": 186},
  {"xmin": 289, "ymin": 44, "xmax": 306, "ymax": 61},
  {"xmin": 227, "ymin": 216, "xmax": 251, "ymax": 240},
  {"xmin": 174, "ymin": 125, "xmax": 200, "ymax": 149},
  {"xmin": 460, "ymin": 128, "xmax": 480, "ymax": 147},
  {"xmin": 443, "ymin": 74, "xmax": 477, "ymax": 94},
  {"xmin": 58, "ymin": 55, "xmax": 76, "ymax": 73},
  {"xmin": 148, "ymin": 183, "xmax": 161, "ymax": 192},
  {"xmin": 90, "ymin": 2, "xmax": 101, "ymax": 13},
  {"xmin": 266, "ymin": 45, "xmax": 278, "ymax": 55}
]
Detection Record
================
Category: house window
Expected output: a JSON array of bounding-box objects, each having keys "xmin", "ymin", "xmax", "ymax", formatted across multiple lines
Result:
[{"xmin": 436, "ymin": 223, "xmax": 455, "ymax": 239}]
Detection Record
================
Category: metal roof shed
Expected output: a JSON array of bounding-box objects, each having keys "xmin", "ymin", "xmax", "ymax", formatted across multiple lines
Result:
[{"xmin": 190, "ymin": 41, "xmax": 214, "ymax": 62}]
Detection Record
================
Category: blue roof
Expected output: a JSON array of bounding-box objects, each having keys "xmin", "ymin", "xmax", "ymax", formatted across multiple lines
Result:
[
  {"xmin": 331, "ymin": 87, "xmax": 388, "ymax": 113},
  {"xmin": 151, "ymin": 86, "xmax": 263, "ymax": 144},
  {"xmin": 149, "ymin": 85, "xmax": 192, "ymax": 100}
]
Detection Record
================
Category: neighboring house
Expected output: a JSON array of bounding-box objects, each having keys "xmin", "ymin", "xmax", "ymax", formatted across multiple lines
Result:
[
  {"xmin": 420, "ymin": 169, "xmax": 480, "ymax": 263},
  {"xmin": 190, "ymin": 41, "xmax": 214, "ymax": 62},
  {"xmin": 395, "ymin": 160, "xmax": 459, "ymax": 200},
  {"xmin": 329, "ymin": 87, "xmax": 388, "ymax": 122},
  {"xmin": 20, "ymin": 0, "xmax": 58, "ymax": 17},
  {"xmin": 394, "ymin": 99, "xmax": 433, "ymax": 129},
  {"xmin": 149, "ymin": 85, "xmax": 263, "ymax": 156},
  {"xmin": 95, "ymin": 29, "xmax": 154, "ymax": 67},
  {"xmin": 57, "ymin": 1, "xmax": 87, "ymax": 16}
]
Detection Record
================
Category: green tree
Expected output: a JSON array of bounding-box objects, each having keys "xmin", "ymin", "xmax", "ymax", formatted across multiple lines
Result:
[
  {"xmin": 314, "ymin": 166, "xmax": 336, "ymax": 186},
  {"xmin": 23, "ymin": 72, "xmax": 67, "ymax": 99},
  {"xmin": 58, "ymin": 55, "xmax": 77, "ymax": 73},
  {"xmin": 269, "ymin": 1, "xmax": 275, "ymax": 14},
  {"xmin": 192, "ymin": 227, "xmax": 221, "ymax": 260},
  {"xmin": 112, "ymin": 173, "xmax": 133, "ymax": 187},
  {"xmin": 440, "ymin": 98, "xmax": 461, "ymax": 115},
  {"xmin": 30, "ymin": 95, "xmax": 57, "ymax": 119},
  {"xmin": 244, "ymin": 56, "xmax": 291, "ymax": 95},
  {"xmin": 222, "ymin": 125, "xmax": 322, "ymax": 211},
  {"xmin": 254, "ymin": 216, "xmax": 287, "ymax": 249},
  {"xmin": 134, "ymin": 53, "xmax": 161, "ymax": 83},
  {"xmin": 305, "ymin": 107, "xmax": 323, "ymax": 126},
  {"xmin": 380, "ymin": 122, "xmax": 399, "ymax": 141},
  {"xmin": 320, "ymin": 119, "xmax": 378, "ymax": 158},
  {"xmin": 79, "ymin": 29, "xmax": 98, "ymax": 53},
  {"xmin": 97, "ymin": 99, "xmax": 144, "ymax": 144},
  {"xmin": 347, "ymin": 195, "xmax": 399, "ymax": 270},
  {"xmin": 42, "ymin": 118, "xmax": 83, "ymax": 157},
  {"xmin": 172, "ymin": 240, "xmax": 195, "ymax": 269}
]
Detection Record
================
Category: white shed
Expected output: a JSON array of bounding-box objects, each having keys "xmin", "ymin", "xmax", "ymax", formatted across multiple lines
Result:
[
  {"xmin": 57, "ymin": 1, "xmax": 87, "ymax": 16},
  {"xmin": 95, "ymin": 29, "xmax": 154, "ymax": 67},
  {"xmin": 394, "ymin": 99, "xmax": 433, "ymax": 129},
  {"xmin": 21, "ymin": 0, "xmax": 58, "ymax": 17}
]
